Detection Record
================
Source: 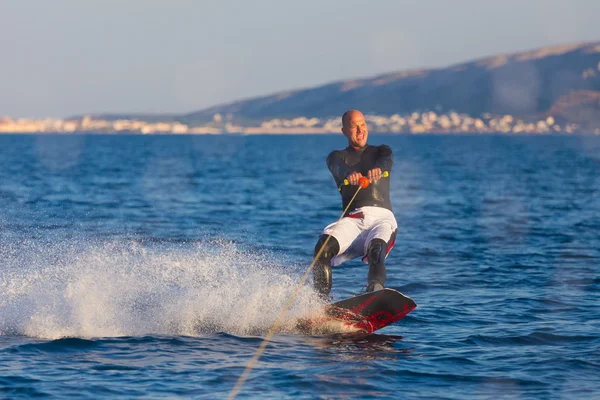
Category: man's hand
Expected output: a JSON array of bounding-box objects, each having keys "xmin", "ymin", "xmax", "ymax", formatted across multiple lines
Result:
[
  {"xmin": 346, "ymin": 172, "xmax": 364, "ymax": 186},
  {"xmin": 367, "ymin": 168, "xmax": 382, "ymax": 183}
]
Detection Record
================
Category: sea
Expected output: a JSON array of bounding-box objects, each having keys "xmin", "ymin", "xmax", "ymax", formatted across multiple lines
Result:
[{"xmin": 0, "ymin": 134, "xmax": 598, "ymax": 399}]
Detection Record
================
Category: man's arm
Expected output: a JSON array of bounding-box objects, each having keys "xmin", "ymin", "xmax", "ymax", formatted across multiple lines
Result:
[
  {"xmin": 366, "ymin": 145, "xmax": 393, "ymax": 182},
  {"xmin": 375, "ymin": 145, "xmax": 394, "ymax": 173},
  {"xmin": 326, "ymin": 151, "xmax": 353, "ymax": 185}
]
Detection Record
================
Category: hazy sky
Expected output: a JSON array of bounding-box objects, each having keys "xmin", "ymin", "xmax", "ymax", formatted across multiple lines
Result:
[{"xmin": 2, "ymin": 0, "xmax": 600, "ymax": 117}]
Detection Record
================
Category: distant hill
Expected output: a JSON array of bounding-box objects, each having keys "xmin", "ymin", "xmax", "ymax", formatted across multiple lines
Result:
[
  {"xmin": 97, "ymin": 42, "xmax": 600, "ymax": 129},
  {"xmin": 179, "ymin": 41, "xmax": 600, "ymax": 128}
]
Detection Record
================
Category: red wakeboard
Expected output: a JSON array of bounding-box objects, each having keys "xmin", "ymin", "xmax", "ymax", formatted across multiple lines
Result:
[{"xmin": 298, "ymin": 288, "xmax": 416, "ymax": 335}]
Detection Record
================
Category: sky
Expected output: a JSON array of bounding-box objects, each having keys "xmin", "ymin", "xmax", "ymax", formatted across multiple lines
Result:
[{"xmin": 1, "ymin": 0, "xmax": 600, "ymax": 118}]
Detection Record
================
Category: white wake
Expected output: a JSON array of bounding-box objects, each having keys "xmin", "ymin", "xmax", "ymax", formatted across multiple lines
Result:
[{"xmin": 0, "ymin": 238, "xmax": 324, "ymax": 339}]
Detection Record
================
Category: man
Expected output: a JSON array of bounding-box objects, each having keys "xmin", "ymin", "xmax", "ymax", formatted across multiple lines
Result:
[{"xmin": 313, "ymin": 109, "xmax": 397, "ymax": 298}]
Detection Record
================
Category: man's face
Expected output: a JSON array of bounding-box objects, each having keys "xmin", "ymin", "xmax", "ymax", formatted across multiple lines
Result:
[{"xmin": 342, "ymin": 112, "xmax": 368, "ymax": 148}]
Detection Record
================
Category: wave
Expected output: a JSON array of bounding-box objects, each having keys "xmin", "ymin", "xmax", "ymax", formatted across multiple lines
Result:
[
  {"xmin": 466, "ymin": 331, "xmax": 599, "ymax": 346},
  {"xmin": 0, "ymin": 238, "xmax": 322, "ymax": 339}
]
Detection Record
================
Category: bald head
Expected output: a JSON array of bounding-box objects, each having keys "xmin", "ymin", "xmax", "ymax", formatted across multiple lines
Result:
[
  {"xmin": 341, "ymin": 110, "xmax": 365, "ymax": 128},
  {"xmin": 341, "ymin": 109, "xmax": 368, "ymax": 148}
]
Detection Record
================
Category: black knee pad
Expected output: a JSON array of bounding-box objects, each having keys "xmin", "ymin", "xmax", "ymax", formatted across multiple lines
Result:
[
  {"xmin": 314, "ymin": 234, "xmax": 340, "ymax": 261},
  {"xmin": 313, "ymin": 235, "xmax": 339, "ymax": 298},
  {"xmin": 367, "ymin": 239, "xmax": 387, "ymax": 265},
  {"xmin": 367, "ymin": 238, "xmax": 387, "ymax": 286}
]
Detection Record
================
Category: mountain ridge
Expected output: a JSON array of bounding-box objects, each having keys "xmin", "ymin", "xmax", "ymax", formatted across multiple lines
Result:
[{"xmin": 93, "ymin": 41, "xmax": 600, "ymax": 129}]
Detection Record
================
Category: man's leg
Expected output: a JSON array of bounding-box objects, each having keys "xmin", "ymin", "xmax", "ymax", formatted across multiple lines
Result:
[
  {"xmin": 366, "ymin": 238, "xmax": 387, "ymax": 292},
  {"xmin": 313, "ymin": 234, "xmax": 340, "ymax": 298},
  {"xmin": 363, "ymin": 209, "xmax": 397, "ymax": 292}
]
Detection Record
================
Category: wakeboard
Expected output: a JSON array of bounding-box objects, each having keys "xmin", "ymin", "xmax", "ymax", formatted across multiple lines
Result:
[{"xmin": 298, "ymin": 288, "xmax": 416, "ymax": 335}]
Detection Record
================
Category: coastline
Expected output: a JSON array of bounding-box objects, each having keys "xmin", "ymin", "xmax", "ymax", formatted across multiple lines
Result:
[{"xmin": 2, "ymin": 112, "xmax": 598, "ymax": 135}]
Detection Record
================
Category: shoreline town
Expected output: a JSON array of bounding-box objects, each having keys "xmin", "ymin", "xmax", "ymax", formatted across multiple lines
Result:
[{"xmin": 0, "ymin": 112, "xmax": 597, "ymax": 135}]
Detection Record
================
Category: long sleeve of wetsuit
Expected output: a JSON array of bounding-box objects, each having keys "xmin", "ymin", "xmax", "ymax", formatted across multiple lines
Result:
[
  {"xmin": 326, "ymin": 150, "xmax": 353, "ymax": 186},
  {"xmin": 374, "ymin": 145, "xmax": 394, "ymax": 173}
]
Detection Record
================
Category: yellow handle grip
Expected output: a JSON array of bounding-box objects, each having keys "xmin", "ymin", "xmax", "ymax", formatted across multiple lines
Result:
[{"xmin": 339, "ymin": 171, "xmax": 389, "ymax": 191}]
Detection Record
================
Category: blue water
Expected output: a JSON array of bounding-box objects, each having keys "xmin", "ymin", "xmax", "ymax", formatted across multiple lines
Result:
[{"xmin": 1, "ymin": 134, "xmax": 599, "ymax": 399}]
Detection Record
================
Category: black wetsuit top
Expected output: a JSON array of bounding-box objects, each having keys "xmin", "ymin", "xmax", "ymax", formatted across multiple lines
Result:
[{"xmin": 326, "ymin": 144, "xmax": 394, "ymax": 215}]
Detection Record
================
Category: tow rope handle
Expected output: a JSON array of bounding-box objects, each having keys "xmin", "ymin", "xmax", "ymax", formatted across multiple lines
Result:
[{"xmin": 338, "ymin": 171, "xmax": 389, "ymax": 191}]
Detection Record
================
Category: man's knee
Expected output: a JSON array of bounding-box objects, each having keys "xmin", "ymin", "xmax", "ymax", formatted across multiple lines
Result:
[
  {"xmin": 367, "ymin": 238, "xmax": 387, "ymax": 265},
  {"xmin": 313, "ymin": 235, "xmax": 339, "ymax": 298},
  {"xmin": 367, "ymin": 238, "xmax": 387, "ymax": 290},
  {"xmin": 314, "ymin": 234, "xmax": 340, "ymax": 261}
]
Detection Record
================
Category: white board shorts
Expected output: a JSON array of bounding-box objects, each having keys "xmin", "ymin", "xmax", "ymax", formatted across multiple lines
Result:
[{"xmin": 322, "ymin": 206, "xmax": 398, "ymax": 267}]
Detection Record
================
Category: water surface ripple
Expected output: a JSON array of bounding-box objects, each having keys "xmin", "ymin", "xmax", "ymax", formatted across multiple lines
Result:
[{"xmin": 1, "ymin": 134, "xmax": 599, "ymax": 399}]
